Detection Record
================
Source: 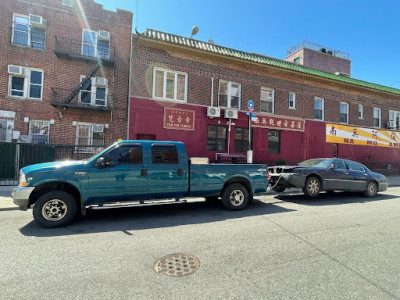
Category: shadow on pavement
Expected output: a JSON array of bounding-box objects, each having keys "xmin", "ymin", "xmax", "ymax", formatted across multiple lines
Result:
[
  {"xmin": 19, "ymin": 198, "xmax": 295, "ymax": 237},
  {"xmin": 274, "ymin": 190, "xmax": 399, "ymax": 206}
]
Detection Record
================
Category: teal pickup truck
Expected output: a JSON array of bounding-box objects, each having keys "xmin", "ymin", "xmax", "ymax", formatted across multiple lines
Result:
[{"xmin": 13, "ymin": 140, "xmax": 268, "ymax": 228}]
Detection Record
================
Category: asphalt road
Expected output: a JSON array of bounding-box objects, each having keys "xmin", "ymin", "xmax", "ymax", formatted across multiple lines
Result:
[{"xmin": 1, "ymin": 188, "xmax": 400, "ymax": 300}]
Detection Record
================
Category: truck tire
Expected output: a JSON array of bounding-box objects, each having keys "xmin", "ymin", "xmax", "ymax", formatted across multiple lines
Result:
[
  {"xmin": 303, "ymin": 176, "xmax": 321, "ymax": 198},
  {"xmin": 221, "ymin": 183, "xmax": 250, "ymax": 211},
  {"xmin": 33, "ymin": 191, "xmax": 78, "ymax": 228}
]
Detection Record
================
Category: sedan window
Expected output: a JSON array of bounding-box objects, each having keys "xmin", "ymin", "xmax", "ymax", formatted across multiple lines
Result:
[
  {"xmin": 298, "ymin": 159, "xmax": 331, "ymax": 168},
  {"xmin": 332, "ymin": 159, "xmax": 346, "ymax": 170},
  {"xmin": 345, "ymin": 161, "xmax": 366, "ymax": 172}
]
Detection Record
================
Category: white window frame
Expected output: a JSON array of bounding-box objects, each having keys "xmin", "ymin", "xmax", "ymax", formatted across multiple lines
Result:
[
  {"xmin": 260, "ymin": 87, "xmax": 275, "ymax": 114},
  {"xmin": 340, "ymin": 102, "xmax": 349, "ymax": 124},
  {"xmin": 29, "ymin": 119, "xmax": 50, "ymax": 144},
  {"xmin": 314, "ymin": 97, "xmax": 324, "ymax": 121},
  {"xmin": 75, "ymin": 122, "xmax": 105, "ymax": 152},
  {"xmin": 79, "ymin": 76, "xmax": 108, "ymax": 107},
  {"xmin": 153, "ymin": 67, "xmax": 188, "ymax": 102},
  {"xmin": 288, "ymin": 92, "xmax": 296, "ymax": 109},
  {"xmin": 389, "ymin": 110, "xmax": 400, "ymax": 130},
  {"xmin": 373, "ymin": 107, "xmax": 381, "ymax": 128},
  {"xmin": 8, "ymin": 67, "xmax": 43, "ymax": 100},
  {"xmin": 11, "ymin": 14, "xmax": 46, "ymax": 50},
  {"xmin": 81, "ymin": 29, "xmax": 110, "ymax": 59},
  {"xmin": 358, "ymin": 104, "xmax": 363, "ymax": 119},
  {"xmin": 218, "ymin": 80, "xmax": 241, "ymax": 109}
]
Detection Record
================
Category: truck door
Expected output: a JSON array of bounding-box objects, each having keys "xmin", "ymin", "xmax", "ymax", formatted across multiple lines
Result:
[
  {"xmin": 88, "ymin": 143, "xmax": 148, "ymax": 203},
  {"xmin": 146, "ymin": 144, "xmax": 188, "ymax": 199}
]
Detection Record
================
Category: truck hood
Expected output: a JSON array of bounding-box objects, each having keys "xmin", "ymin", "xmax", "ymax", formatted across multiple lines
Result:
[{"xmin": 21, "ymin": 160, "xmax": 89, "ymax": 174}]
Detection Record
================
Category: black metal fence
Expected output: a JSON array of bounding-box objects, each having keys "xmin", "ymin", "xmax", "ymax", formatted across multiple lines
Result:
[{"xmin": 0, "ymin": 142, "xmax": 106, "ymax": 186}]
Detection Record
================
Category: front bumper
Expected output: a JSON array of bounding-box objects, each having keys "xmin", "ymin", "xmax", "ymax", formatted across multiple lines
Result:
[
  {"xmin": 12, "ymin": 187, "xmax": 35, "ymax": 210},
  {"xmin": 379, "ymin": 182, "xmax": 388, "ymax": 192},
  {"xmin": 269, "ymin": 173, "xmax": 306, "ymax": 188}
]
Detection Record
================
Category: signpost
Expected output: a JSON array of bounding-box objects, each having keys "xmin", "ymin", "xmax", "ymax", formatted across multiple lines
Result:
[{"xmin": 247, "ymin": 100, "xmax": 255, "ymax": 163}]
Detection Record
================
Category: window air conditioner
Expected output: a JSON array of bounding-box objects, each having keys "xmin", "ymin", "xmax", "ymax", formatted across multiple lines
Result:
[
  {"xmin": 387, "ymin": 120, "xmax": 396, "ymax": 129},
  {"xmin": 8, "ymin": 65, "xmax": 25, "ymax": 76},
  {"xmin": 224, "ymin": 109, "xmax": 238, "ymax": 119},
  {"xmin": 29, "ymin": 14, "xmax": 47, "ymax": 28},
  {"xmin": 207, "ymin": 106, "xmax": 220, "ymax": 118},
  {"xmin": 92, "ymin": 124, "xmax": 104, "ymax": 132},
  {"xmin": 95, "ymin": 77, "xmax": 108, "ymax": 87},
  {"xmin": 98, "ymin": 30, "xmax": 110, "ymax": 41}
]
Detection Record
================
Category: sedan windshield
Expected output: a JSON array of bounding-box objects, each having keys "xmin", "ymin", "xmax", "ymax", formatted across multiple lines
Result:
[{"xmin": 298, "ymin": 158, "xmax": 331, "ymax": 168}]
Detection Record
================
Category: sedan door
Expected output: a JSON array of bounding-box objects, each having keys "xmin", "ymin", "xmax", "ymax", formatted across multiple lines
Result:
[
  {"xmin": 344, "ymin": 160, "xmax": 369, "ymax": 191},
  {"xmin": 324, "ymin": 159, "xmax": 352, "ymax": 190}
]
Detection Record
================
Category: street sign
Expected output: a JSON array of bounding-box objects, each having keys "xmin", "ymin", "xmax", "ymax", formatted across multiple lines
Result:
[
  {"xmin": 247, "ymin": 100, "xmax": 254, "ymax": 112},
  {"xmin": 246, "ymin": 111, "xmax": 256, "ymax": 117}
]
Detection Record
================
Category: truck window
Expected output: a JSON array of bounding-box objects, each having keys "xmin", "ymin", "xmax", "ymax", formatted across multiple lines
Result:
[
  {"xmin": 104, "ymin": 145, "xmax": 143, "ymax": 166},
  {"xmin": 151, "ymin": 145, "xmax": 179, "ymax": 164}
]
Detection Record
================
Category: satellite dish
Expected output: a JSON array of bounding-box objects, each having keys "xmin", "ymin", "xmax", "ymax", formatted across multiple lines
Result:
[
  {"xmin": 191, "ymin": 26, "xmax": 199, "ymax": 38},
  {"xmin": 208, "ymin": 39, "xmax": 215, "ymax": 44}
]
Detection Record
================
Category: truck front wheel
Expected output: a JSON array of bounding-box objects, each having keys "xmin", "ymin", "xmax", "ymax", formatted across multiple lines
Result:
[
  {"xmin": 221, "ymin": 183, "xmax": 250, "ymax": 211},
  {"xmin": 33, "ymin": 191, "xmax": 78, "ymax": 228}
]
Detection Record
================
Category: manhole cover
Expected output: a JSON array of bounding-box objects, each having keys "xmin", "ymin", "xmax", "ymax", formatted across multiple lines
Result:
[{"xmin": 155, "ymin": 253, "xmax": 200, "ymax": 277}]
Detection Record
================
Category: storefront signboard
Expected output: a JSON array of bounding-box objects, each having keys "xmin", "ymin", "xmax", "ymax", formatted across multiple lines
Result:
[
  {"xmin": 163, "ymin": 107, "xmax": 195, "ymax": 131},
  {"xmin": 252, "ymin": 115, "xmax": 305, "ymax": 132}
]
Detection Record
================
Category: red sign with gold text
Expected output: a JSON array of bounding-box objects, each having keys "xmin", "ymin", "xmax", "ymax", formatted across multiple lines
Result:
[
  {"xmin": 163, "ymin": 107, "xmax": 195, "ymax": 131},
  {"xmin": 252, "ymin": 115, "xmax": 305, "ymax": 132}
]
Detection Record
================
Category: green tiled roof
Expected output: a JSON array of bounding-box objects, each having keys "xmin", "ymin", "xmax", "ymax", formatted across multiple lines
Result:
[{"xmin": 138, "ymin": 29, "xmax": 400, "ymax": 96}]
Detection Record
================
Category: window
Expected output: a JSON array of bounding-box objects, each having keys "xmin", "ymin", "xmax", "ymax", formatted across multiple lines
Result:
[
  {"xmin": 218, "ymin": 80, "xmax": 241, "ymax": 109},
  {"xmin": 293, "ymin": 57, "xmax": 300, "ymax": 64},
  {"xmin": 0, "ymin": 120, "xmax": 7, "ymax": 142},
  {"xmin": 75, "ymin": 123, "xmax": 104, "ymax": 151},
  {"xmin": 12, "ymin": 14, "xmax": 46, "ymax": 49},
  {"xmin": 207, "ymin": 125, "xmax": 227, "ymax": 151},
  {"xmin": 153, "ymin": 68, "xmax": 187, "ymax": 101},
  {"xmin": 332, "ymin": 159, "xmax": 346, "ymax": 170},
  {"xmin": 151, "ymin": 145, "xmax": 179, "ymax": 164},
  {"xmin": 29, "ymin": 119, "xmax": 50, "ymax": 144},
  {"xmin": 340, "ymin": 102, "xmax": 349, "ymax": 124},
  {"xmin": 373, "ymin": 107, "xmax": 381, "ymax": 128},
  {"xmin": 104, "ymin": 145, "xmax": 143, "ymax": 166},
  {"xmin": 268, "ymin": 130, "xmax": 280, "ymax": 154},
  {"xmin": 260, "ymin": 87, "xmax": 274, "ymax": 113},
  {"xmin": 289, "ymin": 92, "xmax": 296, "ymax": 109},
  {"xmin": 389, "ymin": 110, "xmax": 400, "ymax": 130},
  {"xmin": 234, "ymin": 127, "xmax": 250, "ymax": 152},
  {"xmin": 358, "ymin": 105, "xmax": 363, "ymax": 119},
  {"xmin": 314, "ymin": 97, "xmax": 324, "ymax": 120},
  {"xmin": 81, "ymin": 29, "xmax": 109, "ymax": 59},
  {"xmin": 8, "ymin": 67, "xmax": 43, "ymax": 99},
  {"xmin": 79, "ymin": 77, "xmax": 108, "ymax": 106},
  {"xmin": 345, "ymin": 160, "xmax": 366, "ymax": 172}
]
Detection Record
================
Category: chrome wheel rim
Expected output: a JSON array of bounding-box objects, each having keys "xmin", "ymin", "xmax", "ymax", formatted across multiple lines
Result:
[
  {"xmin": 42, "ymin": 199, "xmax": 68, "ymax": 221},
  {"xmin": 308, "ymin": 179, "xmax": 320, "ymax": 195},
  {"xmin": 368, "ymin": 183, "xmax": 376, "ymax": 195},
  {"xmin": 230, "ymin": 190, "xmax": 245, "ymax": 206}
]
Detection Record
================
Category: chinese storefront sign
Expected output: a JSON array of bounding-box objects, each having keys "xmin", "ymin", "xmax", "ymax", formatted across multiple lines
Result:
[
  {"xmin": 163, "ymin": 107, "xmax": 195, "ymax": 131},
  {"xmin": 326, "ymin": 123, "xmax": 400, "ymax": 148},
  {"xmin": 252, "ymin": 115, "xmax": 305, "ymax": 132}
]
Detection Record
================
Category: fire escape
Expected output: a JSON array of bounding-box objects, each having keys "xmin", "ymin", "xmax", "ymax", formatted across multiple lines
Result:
[{"xmin": 51, "ymin": 35, "xmax": 115, "ymax": 111}]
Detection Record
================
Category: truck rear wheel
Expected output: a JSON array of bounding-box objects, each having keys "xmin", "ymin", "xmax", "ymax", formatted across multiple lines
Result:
[
  {"xmin": 221, "ymin": 183, "xmax": 250, "ymax": 211},
  {"xmin": 33, "ymin": 191, "xmax": 77, "ymax": 228}
]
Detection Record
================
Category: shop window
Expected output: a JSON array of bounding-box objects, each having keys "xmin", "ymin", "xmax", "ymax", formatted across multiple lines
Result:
[
  {"xmin": 268, "ymin": 130, "xmax": 280, "ymax": 154},
  {"xmin": 218, "ymin": 80, "xmax": 241, "ymax": 109},
  {"xmin": 153, "ymin": 67, "xmax": 187, "ymax": 101},
  {"xmin": 234, "ymin": 127, "xmax": 250, "ymax": 152},
  {"xmin": 260, "ymin": 87, "xmax": 274, "ymax": 113},
  {"xmin": 207, "ymin": 125, "xmax": 227, "ymax": 151}
]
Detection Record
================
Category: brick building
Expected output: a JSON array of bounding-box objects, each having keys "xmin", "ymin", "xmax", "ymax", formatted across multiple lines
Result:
[
  {"xmin": 129, "ymin": 29, "xmax": 400, "ymax": 166},
  {"xmin": 0, "ymin": 0, "xmax": 132, "ymax": 146}
]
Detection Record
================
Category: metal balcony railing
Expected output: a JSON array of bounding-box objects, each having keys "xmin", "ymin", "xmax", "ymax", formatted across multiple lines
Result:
[
  {"xmin": 51, "ymin": 88, "xmax": 113, "ymax": 111},
  {"xmin": 54, "ymin": 36, "xmax": 115, "ymax": 66}
]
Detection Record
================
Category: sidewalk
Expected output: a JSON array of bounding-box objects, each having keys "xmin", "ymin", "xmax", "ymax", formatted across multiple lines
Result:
[{"xmin": 2, "ymin": 176, "xmax": 400, "ymax": 211}]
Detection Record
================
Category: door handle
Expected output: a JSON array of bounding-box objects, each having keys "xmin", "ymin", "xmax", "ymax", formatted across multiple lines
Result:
[
  {"xmin": 141, "ymin": 169, "xmax": 147, "ymax": 177},
  {"xmin": 177, "ymin": 169, "xmax": 183, "ymax": 176}
]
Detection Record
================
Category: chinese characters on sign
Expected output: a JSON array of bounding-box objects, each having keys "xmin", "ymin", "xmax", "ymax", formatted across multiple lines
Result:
[
  {"xmin": 163, "ymin": 107, "xmax": 195, "ymax": 131},
  {"xmin": 326, "ymin": 123, "xmax": 400, "ymax": 148},
  {"xmin": 252, "ymin": 115, "xmax": 305, "ymax": 132}
]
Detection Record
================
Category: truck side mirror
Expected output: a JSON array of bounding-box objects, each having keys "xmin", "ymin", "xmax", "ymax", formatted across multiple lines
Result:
[{"xmin": 94, "ymin": 157, "xmax": 106, "ymax": 168}]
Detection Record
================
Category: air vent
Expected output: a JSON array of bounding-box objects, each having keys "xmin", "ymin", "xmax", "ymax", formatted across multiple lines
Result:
[
  {"xmin": 224, "ymin": 109, "xmax": 238, "ymax": 119},
  {"xmin": 207, "ymin": 106, "xmax": 220, "ymax": 118}
]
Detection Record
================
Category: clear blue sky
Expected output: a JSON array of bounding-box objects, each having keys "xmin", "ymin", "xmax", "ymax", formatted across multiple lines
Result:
[{"xmin": 96, "ymin": 0, "xmax": 400, "ymax": 89}]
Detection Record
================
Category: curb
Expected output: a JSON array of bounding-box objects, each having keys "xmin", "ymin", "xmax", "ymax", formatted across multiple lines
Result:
[{"xmin": 0, "ymin": 207, "xmax": 19, "ymax": 212}]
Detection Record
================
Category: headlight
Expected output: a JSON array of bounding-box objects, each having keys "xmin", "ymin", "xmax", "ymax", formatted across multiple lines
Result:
[{"xmin": 19, "ymin": 172, "xmax": 27, "ymax": 187}]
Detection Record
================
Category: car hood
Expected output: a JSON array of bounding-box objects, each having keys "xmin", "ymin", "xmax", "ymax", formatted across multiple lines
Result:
[{"xmin": 21, "ymin": 160, "xmax": 89, "ymax": 174}]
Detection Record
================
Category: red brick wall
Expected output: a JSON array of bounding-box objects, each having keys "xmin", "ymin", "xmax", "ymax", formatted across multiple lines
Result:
[{"xmin": 0, "ymin": 0, "xmax": 132, "ymax": 145}]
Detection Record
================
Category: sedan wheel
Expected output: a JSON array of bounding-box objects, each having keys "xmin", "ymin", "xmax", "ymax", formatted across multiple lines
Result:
[
  {"xmin": 364, "ymin": 181, "xmax": 378, "ymax": 198},
  {"xmin": 304, "ymin": 176, "xmax": 321, "ymax": 197}
]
